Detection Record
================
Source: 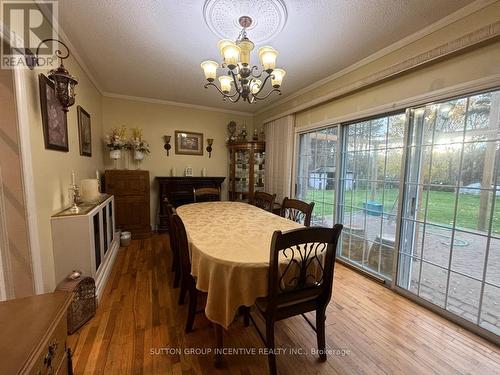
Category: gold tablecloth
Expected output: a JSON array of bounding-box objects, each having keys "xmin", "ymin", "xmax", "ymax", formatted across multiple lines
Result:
[{"xmin": 176, "ymin": 201, "xmax": 303, "ymax": 328}]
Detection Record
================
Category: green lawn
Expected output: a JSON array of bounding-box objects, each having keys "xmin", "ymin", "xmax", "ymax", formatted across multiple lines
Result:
[{"xmin": 304, "ymin": 188, "xmax": 500, "ymax": 233}]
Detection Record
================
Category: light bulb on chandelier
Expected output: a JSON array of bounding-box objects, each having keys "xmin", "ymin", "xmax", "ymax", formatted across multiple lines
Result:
[{"xmin": 201, "ymin": 16, "xmax": 285, "ymax": 104}]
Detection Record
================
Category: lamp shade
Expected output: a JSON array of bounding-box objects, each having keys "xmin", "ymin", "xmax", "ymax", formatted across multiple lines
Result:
[
  {"xmin": 200, "ymin": 60, "xmax": 218, "ymax": 81},
  {"xmin": 250, "ymin": 79, "xmax": 261, "ymax": 94},
  {"xmin": 217, "ymin": 39, "xmax": 234, "ymax": 59},
  {"xmin": 238, "ymin": 38, "xmax": 254, "ymax": 65},
  {"xmin": 258, "ymin": 46, "xmax": 278, "ymax": 72},
  {"xmin": 271, "ymin": 68, "xmax": 286, "ymax": 88},
  {"xmin": 218, "ymin": 75, "xmax": 232, "ymax": 93},
  {"xmin": 221, "ymin": 42, "xmax": 240, "ymax": 69}
]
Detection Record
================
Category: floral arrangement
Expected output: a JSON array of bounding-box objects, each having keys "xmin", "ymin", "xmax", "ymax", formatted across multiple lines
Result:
[
  {"xmin": 104, "ymin": 126, "xmax": 128, "ymax": 150},
  {"xmin": 130, "ymin": 128, "xmax": 150, "ymax": 154}
]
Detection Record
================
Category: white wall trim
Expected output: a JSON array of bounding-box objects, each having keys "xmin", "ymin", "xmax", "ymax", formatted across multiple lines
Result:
[
  {"xmin": 102, "ymin": 92, "xmax": 254, "ymax": 116},
  {"xmin": 0, "ymin": 167, "xmax": 10, "ymax": 301},
  {"xmin": 13, "ymin": 65, "xmax": 45, "ymax": 294},
  {"xmin": 294, "ymin": 74, "xmax": 500, "ymax": 133},
  {"xmin": 255, "ymin": 0, "xmax": 497, "ymax": 117}
]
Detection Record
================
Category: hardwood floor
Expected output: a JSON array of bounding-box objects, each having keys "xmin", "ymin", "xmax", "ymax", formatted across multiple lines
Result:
[{"xmin": 68, "ymin": 235, "xmax": 500, "ymax": 374}]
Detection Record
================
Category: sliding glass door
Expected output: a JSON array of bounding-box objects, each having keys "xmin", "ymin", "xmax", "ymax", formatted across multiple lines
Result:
[
  {"xmin": 397, "ymin": 90, "xmax": 500, "ymax": 335},
  {"xmin": 296, "ymin": 127, "xmax": 338, "ymax": 226},
  {"xmin": 338, "ymin": 113, "xmax": 406, "ymax": 280}
]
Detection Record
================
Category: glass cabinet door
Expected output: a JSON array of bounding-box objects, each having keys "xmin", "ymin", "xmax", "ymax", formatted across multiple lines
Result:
[
  {"xmin": 93, "ymin": 213, "xmax": 101, "ymax": 271},
  {"xmin": 254, "ymin": 150, "xmax": 265, "ymax": 193},
  {"xmin": 232, "ymin": 149, "xmax": 250, "ymax": 199}
]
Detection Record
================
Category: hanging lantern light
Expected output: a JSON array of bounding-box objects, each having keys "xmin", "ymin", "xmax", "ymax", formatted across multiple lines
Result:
[{"xmin": 26, "ymin": 38, "xmax": 78, "ymax": 112}]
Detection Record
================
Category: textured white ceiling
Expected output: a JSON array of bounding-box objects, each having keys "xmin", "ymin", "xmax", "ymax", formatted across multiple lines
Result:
[{"xmin": 57, "ymin": 0, "xmax": 475, "ymax": 113}]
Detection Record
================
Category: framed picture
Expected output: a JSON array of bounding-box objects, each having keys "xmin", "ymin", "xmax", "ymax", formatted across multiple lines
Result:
[
  {"xmin": 175, "ymin": 131, "xmax": 204, "ymax": 155},
  {"xmin": 77, "ymin": 106, "xmax": 92, "ymax": 157},
  {"xmin": 39, "ymin": 74, "xmax": 69, "ymax": 152}
]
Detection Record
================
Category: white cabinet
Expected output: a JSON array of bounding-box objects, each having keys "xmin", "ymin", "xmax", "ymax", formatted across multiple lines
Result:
[{"xmin": 51, "ymin": 194, "xmax": 119, "ymax": 300}]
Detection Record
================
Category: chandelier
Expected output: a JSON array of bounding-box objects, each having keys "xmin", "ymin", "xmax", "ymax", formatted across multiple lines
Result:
[{"xmin": 200, "ymin": 16, "xmax": 285, "ymax": 104}]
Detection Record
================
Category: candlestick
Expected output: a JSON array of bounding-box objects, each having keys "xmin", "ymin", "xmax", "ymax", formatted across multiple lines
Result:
[{"xmin": 71, "ymin": 171, "xmax": 76, "ymax": 186}]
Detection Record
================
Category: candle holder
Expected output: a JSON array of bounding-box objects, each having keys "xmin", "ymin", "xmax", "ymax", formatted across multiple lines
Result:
[
  {"xmin": 206, "ymin": 138, "xmax": 214, "ymax": 158},
  {"xmin": 163, "ymin": 135, "xmax": 172, "ymax": 156},
  {"xmin": 69, "ymin": 183, "xmax": 81, "ymax": 213}
]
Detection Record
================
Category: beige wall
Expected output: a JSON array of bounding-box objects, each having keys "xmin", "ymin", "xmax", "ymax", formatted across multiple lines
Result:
[
  {"xmin": 102, "ymin": 96, "xmax": 252, "ymax": 229},
  {"xmin": 253, "ymin": 1, "xmax": 500, "ymax": 128},
  {"xmin": 19, "ymin": 50, "xmax": 104, "ymax": 291}
]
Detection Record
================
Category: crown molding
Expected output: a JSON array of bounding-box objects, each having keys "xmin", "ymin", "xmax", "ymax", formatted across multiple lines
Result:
[
  {"xmin": 260, "ymin": 20, "xmax": 500, "ymax": 124},
  {"xmin": 102, "ymin": 92, "xmax": 254, "ymax": 116},
  {"xmin": 35, "ymin": 0, "xmax": 103, "ymax": 95},
  {"xmin": 294, "ymin": 74, "xmax": 500, "ymax": 133},
  {"xmin": 255, "ymin": 0, "xmax": 498, "ymax": 116}
]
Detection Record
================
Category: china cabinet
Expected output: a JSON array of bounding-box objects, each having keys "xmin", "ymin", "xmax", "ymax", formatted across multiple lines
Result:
[{"xmin": 227, "ymin": 141, "xmax": 265, "ymax": 202}]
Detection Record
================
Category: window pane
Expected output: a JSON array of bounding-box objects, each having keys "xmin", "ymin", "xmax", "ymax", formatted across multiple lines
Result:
[
  {"xmin": 340, "ymin": 113, "xmax": 404, "ymax": 280},
  {"xmin": 455, "ymin": 189, "xmax": 493, "ymax": 233},
  {"xmin": 447, "ymin": 272, "xmax": 481, "ymax": 323},
  {"xmin": 480, "ymin": 284, "xmax": 500, "ymax": 335},
  {"xmin": 450, "ymin": 232, "xmax": 487, "ymax": 280},
  {"xmin": 419, "ymin": 262, "xmax": 448, "ymax": 308},
  {"xmin": 486, "ymin": 238, "xmax": 500, "ymax": 287},
  {"xmin": 422, "ymin": 224, "xmax": 452, "ymax": 268}
]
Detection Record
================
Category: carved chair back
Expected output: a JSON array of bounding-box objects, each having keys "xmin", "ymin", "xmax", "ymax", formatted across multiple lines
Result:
[
  {"xmin": 281, "ymin": 197, "xmax": 315, "ymax": 227},
  {"xmin": 253, "ymin": 191, "xmax": 276, "ymax": 212},
  {"xmin": 267, "ymin": 225, "xmax": 343, "ymax": 313},
  {"xmin": 193, "ymin": 187, "xmax": 221, "ymax": 202}
]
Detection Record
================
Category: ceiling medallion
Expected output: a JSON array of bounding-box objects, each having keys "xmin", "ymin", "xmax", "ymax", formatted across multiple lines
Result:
[
  {"xmin": 201, "ymin": 16, "xmax": 285, "ymax": 104},
  {"xmin": 203, "ymin": 0, "xmax": 287, "ymax": 43}
]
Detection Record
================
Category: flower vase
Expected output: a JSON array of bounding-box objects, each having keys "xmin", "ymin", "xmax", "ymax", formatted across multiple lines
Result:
[
  {"xmin": 110, "ymin": 149, "xmax": 121, "ymax": 169},
  {"xmin": 134, "ymin": 151, "xmax": 145, "ymax": 170}
]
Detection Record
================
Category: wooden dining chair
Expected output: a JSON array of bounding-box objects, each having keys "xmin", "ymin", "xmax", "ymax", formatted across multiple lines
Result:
[
  {"xmin": 193, "ymin": 187, "xmax": 221, "ymax": 202},
  {"xmin": 281, "ymin": 197, "xmax": 315, "ymax": 227},
  {"xmin": 165, "ymin": 203, "xmax": 181, "ymax": 289},
  {"xmin": 252, "ymin": 191, "xmax": 276, "ymax": 212},
  {"xmin": 249, "ymin": 225, "xmax": 343, "ymax": 375},
  {"xmin": 173, "ymin": 214, "xmax": 203, "ymax": 332}
]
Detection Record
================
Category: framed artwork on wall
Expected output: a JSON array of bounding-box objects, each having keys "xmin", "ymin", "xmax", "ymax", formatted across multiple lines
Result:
[
  {"xmin": 39, "ymin": 74, "xmax": 69, "ymax": 152},
  {"xmin": 174, "ymin": 131, "xmax": 203, "ymax": 155},
  {"xmin": 77, "ymin": 106, "xmax": 92, "ymax": 157}
]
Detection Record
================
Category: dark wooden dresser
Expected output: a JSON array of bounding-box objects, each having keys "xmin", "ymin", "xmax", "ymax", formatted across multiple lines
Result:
[
  {"xmin": 156, "ymin": 176, "xmax": 225, "ymax": 232},
  {"xmin": 105, "ymin": 170, "xmax": 151, "ymax": 239},
  {"xmin": 0, "ymin": 291, "xmax": 73, "ymax": 375}
]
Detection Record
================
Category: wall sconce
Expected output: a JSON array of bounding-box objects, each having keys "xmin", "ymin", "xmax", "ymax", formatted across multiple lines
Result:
[
  {"xmin": 25, "ymin": 39, "xmax": 78, "ymax": 112},
  {"xmin": 206, "ymin": 138, "xmax": 214, "ymax": 158},
  {"xmin": 163, "ymin": 135, "xmax": 172, "ymax": 156}
]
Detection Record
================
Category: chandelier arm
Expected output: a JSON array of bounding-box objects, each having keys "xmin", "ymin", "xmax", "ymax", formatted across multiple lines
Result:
[
  {"xmin": 252, "ymin": 88, "xmax": 282, "ymax": 101},
  {"xmin": 253, "ymin": 72, "xmax": 275, "ymax": 96},
  {"xmin": 229, "ymin": 69, "xmax": 243, "ymax": 94},
  {"xmin": 227, "ymin": 92, "xmax": 242, "ymax": 103},
  {"xmin": 204, "ymin": 82, "xmax": 239, "ymax": 98}
]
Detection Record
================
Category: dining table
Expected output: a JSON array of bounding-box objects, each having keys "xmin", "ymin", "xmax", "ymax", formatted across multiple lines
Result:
[{"xmin": 176, "ymin": 201, "xmax": 304, "ymax": 363}]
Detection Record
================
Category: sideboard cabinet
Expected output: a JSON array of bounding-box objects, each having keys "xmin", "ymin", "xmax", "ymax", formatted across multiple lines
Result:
[
  {"xmin": 105, "ymin": 170, "xmax": 151, "ymax": 239},
  {"xmin": 0, "ymin": 292, "xmax": 73, "ymax": 375},
  {"xmin": 51, "ymin": 194, "xmax": 119, "ymax": 300}
]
